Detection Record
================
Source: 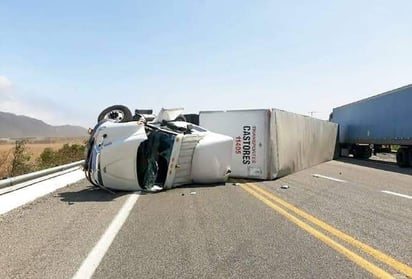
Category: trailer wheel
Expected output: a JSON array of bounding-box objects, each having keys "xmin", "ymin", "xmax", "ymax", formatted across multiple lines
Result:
[
  {"xmin": 396, "ymin": 148, "xmax": 409, "ymax": 167},
  {"xmin": 362, "ymin": 147, "xmax": 372, "ymax": 159},
  {"xmin": 352, "ymin": 146, "xmax": 361, "ymax": 158},
  {"xmin": 408, "ymin": 148, "xmax": 412, "ymax": 168},
  {"xmin": 352, "ymin": 146, "xmax": 371, "ymax": 159},
  {"xmin": 97, "ymin": 105, "xmax": 133, "ymax": 123}
]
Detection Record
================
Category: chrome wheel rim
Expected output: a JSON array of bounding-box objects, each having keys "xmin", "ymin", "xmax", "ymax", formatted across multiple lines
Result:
[{"xmin": 104, "ymin": 110, "xmax": 125, "ymax": 122}]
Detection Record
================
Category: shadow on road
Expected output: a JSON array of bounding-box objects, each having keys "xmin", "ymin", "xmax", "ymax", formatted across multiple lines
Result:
[
  {"xmin": 178, "ymin": 182, "xmax": 226, "ymax": 188},
  {"xmin": 337, "ymin": 157, "xmax": 412, "ymax": 175},
  {"xmin": 58, "ymin": 183, "xmax": 227, "ymax": 202},
  {"xmin": 58, "ymin": 186, "xmax": 130, "ymax": 203},
  {"xmin": 59, "ymin": 181, "xmax": 233, "ymax": 203}
]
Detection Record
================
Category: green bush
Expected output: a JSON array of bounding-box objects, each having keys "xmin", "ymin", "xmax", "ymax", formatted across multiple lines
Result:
[
  {"xmin": 10, "ymin": 140, "xmax": 34, "ymax": 176},
  {"xmin": 37, "ymin": 144, "xmax": 85, "ymax": 169},
  {"xmin": 5, "ymin": 142, "xmax": 86, "ymax": 177},
  {"xmin": 37, "ymin": 147, "xmax": 57, "ymax": 169}
]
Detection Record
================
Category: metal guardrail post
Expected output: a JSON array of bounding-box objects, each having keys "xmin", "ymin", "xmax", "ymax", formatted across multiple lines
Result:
[{"xmin": 0, "ymin": 160, "xmax": 84, "ymax": 190}]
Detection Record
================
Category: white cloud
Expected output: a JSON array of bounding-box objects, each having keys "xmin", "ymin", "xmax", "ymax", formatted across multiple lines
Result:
[{"xmin": 0, "ymin": 75, "xmax": 12, "ymax": 90}]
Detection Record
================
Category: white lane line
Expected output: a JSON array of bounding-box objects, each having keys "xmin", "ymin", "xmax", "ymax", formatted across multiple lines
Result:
[
  {"xmin": 381, "ymin": 191, "xmax": 412, "ymax": 200},
  {"xmin": 312, "ymin": 174, "xmax": 347, "ymax": 183},
  {"xmin": 72, "ymin": 192, "xmax": 140, "ymax": 279}
]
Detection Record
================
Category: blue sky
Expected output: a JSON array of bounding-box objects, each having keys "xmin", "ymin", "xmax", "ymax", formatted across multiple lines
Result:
[{"xmin": 1, "ymin": 0, "xmax": 411, "ymax": 127}]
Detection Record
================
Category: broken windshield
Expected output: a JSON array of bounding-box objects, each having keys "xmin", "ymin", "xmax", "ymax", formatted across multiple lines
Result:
[{"xmin": 136, "ymin": 130, "xmax": 175, "ymax": 189}]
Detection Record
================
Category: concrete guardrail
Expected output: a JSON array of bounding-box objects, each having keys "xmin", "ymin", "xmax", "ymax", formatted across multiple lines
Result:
[{"xmin": 0, "ymin": 160, "xmax": 84, "ymax": 190}]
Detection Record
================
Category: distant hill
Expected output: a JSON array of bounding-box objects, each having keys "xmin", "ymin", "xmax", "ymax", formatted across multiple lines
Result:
[{"xmin": 0, "ymin": 111, "xmax": 87, "ymax": 138}]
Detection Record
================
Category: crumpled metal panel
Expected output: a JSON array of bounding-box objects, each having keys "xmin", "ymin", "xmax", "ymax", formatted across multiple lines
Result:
[{"xmin": 173, "ymin": 134, "xmax": 203, "ymax": 186}]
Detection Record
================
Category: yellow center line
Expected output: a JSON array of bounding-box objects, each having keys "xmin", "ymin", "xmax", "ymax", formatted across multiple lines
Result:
[
  {"xmin": 244, "ymin": 182, "xmax": 412, "ymax": 278},
  {"xmin": 240, "ymin": 184, "xmax": 394, "ymax": 279}
]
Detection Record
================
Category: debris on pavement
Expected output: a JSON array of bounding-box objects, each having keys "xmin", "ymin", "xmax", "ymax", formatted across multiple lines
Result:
[
  {"xmin": 280, "ymin": 185, "xmax": 290, "ymax": 189},
  {"xmin": 149, "ymin": 185, "xmax": 163, "ymax": 192}
]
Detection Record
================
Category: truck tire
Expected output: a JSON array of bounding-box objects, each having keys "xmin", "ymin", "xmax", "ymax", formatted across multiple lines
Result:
[
  {"xmin": 352, "ymin": 145, "xmax": 371, "ymax": 159},
  {"xmin": 362, "ymin": 147, "xmax": 372, "ymax": 159},
  {"xmin": 396, "ymin": 148, "xmax": 409, "ymax": 167},
  {"xmin": 408, "ymin": 148, "xmax": 412, "ymax": 168},
  {"xmin": 352, "ymin": 146, "xmax": 361, "ymax": 158},
  {"xmin": 97, "ymin": 105, "xmax": 133, "ymax": 123}
]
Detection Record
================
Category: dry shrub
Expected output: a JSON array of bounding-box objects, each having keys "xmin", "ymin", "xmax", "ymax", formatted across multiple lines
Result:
[{"xmin": 0, "ymin": 150, "xmax": 12, "ymax": 178}]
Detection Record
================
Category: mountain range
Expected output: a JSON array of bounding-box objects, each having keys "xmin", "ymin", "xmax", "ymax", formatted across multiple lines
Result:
[{"xmin": 0, "ymin": 111, "xmax": 87, "ymax": 138}]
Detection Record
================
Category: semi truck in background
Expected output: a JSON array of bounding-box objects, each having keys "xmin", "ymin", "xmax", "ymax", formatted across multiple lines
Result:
[{"xmin": 330, "ymin": 84, "xmax": 412, "ymax": 167}]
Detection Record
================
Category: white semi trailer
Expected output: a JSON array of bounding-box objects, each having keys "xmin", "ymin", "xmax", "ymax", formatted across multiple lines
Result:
[{"xmin": 200, "ymin": 109, "xmax": 338, "ymax": 179}]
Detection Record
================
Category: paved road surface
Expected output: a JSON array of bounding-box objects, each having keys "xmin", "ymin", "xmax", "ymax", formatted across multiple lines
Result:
[{"xmin": 0, "ymin": 158, "xmax": 411, "ymax": 278}]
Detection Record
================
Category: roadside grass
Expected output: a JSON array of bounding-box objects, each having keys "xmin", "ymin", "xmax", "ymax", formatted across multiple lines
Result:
[{"xmin": 0, "ymin": 137, "xmax": 86, "ymax": 178}]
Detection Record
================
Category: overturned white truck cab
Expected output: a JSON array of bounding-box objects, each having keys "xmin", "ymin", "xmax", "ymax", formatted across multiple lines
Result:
[{"xmin": 84, "ymin": 108, "xmax": 233, "ymax": 192}]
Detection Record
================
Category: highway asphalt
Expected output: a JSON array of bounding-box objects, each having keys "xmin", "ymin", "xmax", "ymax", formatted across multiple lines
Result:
[{"xmin": 0, "ymin": 158, "xmax": 411, "ymax": 279}]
